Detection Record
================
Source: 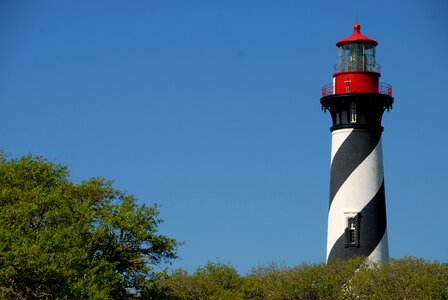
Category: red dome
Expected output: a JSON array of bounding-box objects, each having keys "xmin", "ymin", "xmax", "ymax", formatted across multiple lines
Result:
[{"xmin": 336, "ymin": 24, "xmax": 378, "ymax": 46}]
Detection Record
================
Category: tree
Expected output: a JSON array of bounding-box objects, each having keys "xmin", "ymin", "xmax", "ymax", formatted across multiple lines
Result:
[{"xmin": 0, "ymin": 153, "xmax": 179, "ymax": 299}]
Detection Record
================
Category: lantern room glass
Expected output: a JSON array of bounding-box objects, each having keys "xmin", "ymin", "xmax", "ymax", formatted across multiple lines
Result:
[{"xmin": 338, "ymin": 43, "xmax": 376, "ymax": 72}]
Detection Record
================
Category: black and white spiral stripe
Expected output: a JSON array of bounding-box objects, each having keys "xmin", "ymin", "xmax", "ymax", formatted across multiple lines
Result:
[{"xmin": 326, "ymin": 128, "xmax": 389, "ymax": 262}]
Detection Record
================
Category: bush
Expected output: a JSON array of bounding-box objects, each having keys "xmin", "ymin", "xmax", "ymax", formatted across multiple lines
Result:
[
  {"xmin": 143, "ymin": 262, "xmax": 242, "ymax": 299},
  {"xmin": 146, "ymin": 257, "xmax": 448, "ymax": 300}
]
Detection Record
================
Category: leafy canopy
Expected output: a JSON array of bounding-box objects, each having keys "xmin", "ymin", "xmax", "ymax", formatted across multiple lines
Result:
[
  {"xmin": 145, "ymin": 258, "xmax": 448, "ymax": 299},
  {"xmin": 0, "ymin": 153, "xmax": 178, "ymax": 299}
]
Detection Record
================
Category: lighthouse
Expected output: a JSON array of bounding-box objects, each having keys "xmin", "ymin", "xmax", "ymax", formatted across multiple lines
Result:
[{"xmin": 321, "ymin": 24, "xmax": 393, "ymax": 263}]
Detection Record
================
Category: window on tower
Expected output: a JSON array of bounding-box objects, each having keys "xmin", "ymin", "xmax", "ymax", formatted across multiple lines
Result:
[
  {"xmin": 344, "ymin": 213, "xmax": 360, "ymax": 247},
  {"xmin": 340, "ymin": 109, "xmax": 348, "ymax": 124},
  {"xmin": 350, "ymin": 101, "xmax": 357, "ymax": 123},
  {"xmin": 335, "ymin": 112, "xmax": 340, "ymax": 125}
]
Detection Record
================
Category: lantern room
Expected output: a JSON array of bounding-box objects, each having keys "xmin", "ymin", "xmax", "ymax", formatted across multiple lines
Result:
[
  {"xmin": 322, "ymin": 24, "xmax": 392, "ymax": 97},
  {"xmin": 336, "ymin": 23, "xmax": 378, "ymax": 73}
]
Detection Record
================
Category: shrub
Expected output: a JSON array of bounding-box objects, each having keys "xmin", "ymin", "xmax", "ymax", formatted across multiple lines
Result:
[{"xmin": 146, "ymin": 257, "xmax": 448, "ymax": 300}]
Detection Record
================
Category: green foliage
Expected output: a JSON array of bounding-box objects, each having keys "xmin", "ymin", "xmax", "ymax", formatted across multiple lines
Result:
[
  {"xmin": 142, "ymin": 262, "xmax": 243, "ymax": 299},
  {"xmin": 146, "ymin": 258, "xmax": 448, "ymax": 300},
  {"xmin": 238, "ymin": 258, "xmax": 363, "ymax": 300},
  {"xmin": 0, "ymin": 153, "xmax": 178, "ymax": 298},
  {"xmin": 344, "ymin": 257, "xmax": 448, "ymax": 299}
]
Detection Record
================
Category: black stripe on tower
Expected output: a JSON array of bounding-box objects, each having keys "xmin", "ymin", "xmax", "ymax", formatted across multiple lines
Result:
[
  {"xmin": 328, "ymin": 181, "xmax": 387, "ymax": 261},
  {"xmin": 329, "ymin": 129, "xmax": 382, "ymax": 208}
]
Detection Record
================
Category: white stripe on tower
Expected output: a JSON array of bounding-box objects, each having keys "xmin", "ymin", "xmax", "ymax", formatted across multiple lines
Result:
[
  {"xmin": 326, "ymin": 128, "xmax": 388, "ymax": 262},
  {"xmin": 330, "ymin": 128, "xmax": 353, "ymax": 164}
]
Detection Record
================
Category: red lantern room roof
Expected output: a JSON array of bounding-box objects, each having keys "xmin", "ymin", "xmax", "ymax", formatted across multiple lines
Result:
[{"xmin": 336, "ymin": 24, "xmax": 378, "ymax": 47}]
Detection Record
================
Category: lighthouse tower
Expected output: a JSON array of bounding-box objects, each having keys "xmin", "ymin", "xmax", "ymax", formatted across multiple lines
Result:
[{"xmin": 321, "ymin": 24, "xmax": 393, "ymax": 263}]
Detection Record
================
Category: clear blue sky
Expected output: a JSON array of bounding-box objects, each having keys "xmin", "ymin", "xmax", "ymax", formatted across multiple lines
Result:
[{"xmin": 1, "ymin": 1, "xmax": 447, "ymax": 274}]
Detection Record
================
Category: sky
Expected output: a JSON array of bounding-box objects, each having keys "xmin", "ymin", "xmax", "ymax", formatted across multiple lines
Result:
[{"xmin": 1, "ymin": 1, "xmax": 447, "ymax": 274}]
